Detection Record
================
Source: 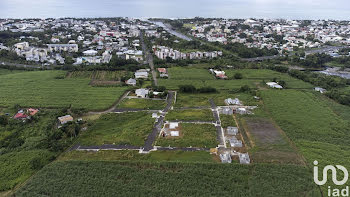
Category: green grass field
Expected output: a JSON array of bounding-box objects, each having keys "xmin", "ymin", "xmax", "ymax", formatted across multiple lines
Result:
[
  {"xmin": 159, "ymin": 68, "xmax": 313, "ymax": 90},
  {"xmin": 118, "ymin": 98, "xmax": 167, "ymax": 110},
  {"xmin": 225, "ymin": 69, "xmax": 313, "ymax": 89},
  {"xmin": 67, "ymin": 70, "xmax": 132, "ymax": 81},
  {"xmin": 58, "ymin": 150, "xmax": 217, "ymax": 163},
  {"xmin": 0, "ymin": 150, "xmax": 55, "ymax": 191},
  {"xmin": 220, "ymin": 114, "xmax": 236, "ymax": 128},
  {"xmin": 156, "ymin": 123, "xmax": 217, "ymax": 148},
  {"xmin": 78, "ymin": 112, "xmax": 154, "ymax": 146},
  {"xmin": 166, "ymin": 109, "xmax": 214, "ymax": 121},
  {"xmin": 0, "ymin": 70, "xmax": 128, "ymax": 110},
  {"xmin": 15, "ymin": 160, "xmax": 320, "ymax": 197},
  {"xmin": 175, "ymin": 91, "xmax": 258, "ymax": 108},
  {"xmin": 261, "ymin": 89, "xmax": 350, "ymax": 192},
  {"xmin": 168, "ymin": 67, "xmax": 214, "ymax": 80}
]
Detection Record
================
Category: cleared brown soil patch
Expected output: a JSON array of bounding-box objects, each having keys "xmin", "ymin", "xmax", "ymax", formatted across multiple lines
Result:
[{"xmin": 245, "ymin": 117, "xmax": 304, "ymax": 165}]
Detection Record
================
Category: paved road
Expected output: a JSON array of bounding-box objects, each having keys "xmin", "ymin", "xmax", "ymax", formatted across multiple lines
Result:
[
  {"xmin": 140, "ymin": 31, "xmax": 158, "ymax": 86},
  {"xmin": 209, "ymin": 99, "xmax": 225, "ymax": 146},
  {"xmin": 243, "ymin": 46, "xmax": 348, "ymax": 62},
  {"xmin": 142, "ymin": 91, "xmax": 175, "ymax": 152}
]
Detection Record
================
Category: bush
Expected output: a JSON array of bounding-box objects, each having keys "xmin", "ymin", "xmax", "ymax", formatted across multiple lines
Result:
[
  {"xmin": 239, "ymin": 85, "xmax": 251, "ymax": 93},
  {"xmin": 179, "ymin": 85, "xmax": 196, "ymax": 93},
  {"xmin": 198, "ymin": 87, "xmax": 217, "ymax": 93},
  {"xmin": 234, "ymin": 73, "xmax": 243, "ymax": 79}
]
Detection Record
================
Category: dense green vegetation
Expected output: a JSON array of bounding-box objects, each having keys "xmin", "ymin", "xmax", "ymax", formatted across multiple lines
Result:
[
  {"xmin": 0, "ymin": 150, "xmax": 55, "ymax": 191},
  {"xmin": 261, "ymin": 89, "xmax": 350, "ymax": 192},
  {"xmin": 166, "ymin": 109, "xmax": 214, "ymax": 121},
  {"xmin": 118, "ymin": 98, "xmax": 166, "ymax": 110},
  {"xmin": 78, "ymin": 112, "xmax": 154, "ymax": 146},
  {"xmin": 220, "ymin": 114, "xmax": 236, "ymax": 128},
  {"xmin": 58, "ymin": 150, "xmax": 216, "ymax": 163},
  {"xmin": 0, "ymin": 70, "xmax": 128, "ymax": 110},
  {"xmin": 0, "ymin": 108, "xmax": 79, "ymax": 191},
  {"xmin": 156, "ymin": 123, "xmax": 217, "ymax": 148},
  {"xmin": 15, "ymin": 161, "xmax": 319, "ymax": 197}
]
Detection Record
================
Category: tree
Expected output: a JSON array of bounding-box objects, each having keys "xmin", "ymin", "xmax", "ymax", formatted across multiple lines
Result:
[
  {"xmin": 278, "ymin": 80, "xmax": 286, "ymax": 88},
  {"xmin": 239, "ymin": 85, "xmax": 251, "ymax": 93},
  {"xmin": 234, "ymin": 73, "xmax": 243, "ymax": 79},
  {"xmin": 0, "ymin": 115, "xmax": 8, "ymax": 126},
  {"xmin": 179, "ymin": 85, "xmax": 196, "ymax": 93}
]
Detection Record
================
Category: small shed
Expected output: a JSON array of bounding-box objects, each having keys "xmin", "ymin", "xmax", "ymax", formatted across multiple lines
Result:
[
  {"xmin": 125, "ymin": 78, "xmax": 137, "ymax": 86},
  {"xmin": 239, "ymin": 153, "xmax": 250, "ymax": 164},
  {"xmin": 169, "ymin": 122, "xmax": 179, "ymax": 129},
  {"xmin": 221, "ymin": 107, "xmax": 233, "ymax": 115},
  {"xmin": 225, "ymin": 98, "xmax": 241, "ymax": 105},
  {"xmin": 227, "ymin": 127, "xmax": 238, "ymax": 135},
  {"xmin": 170, "ymin": 131, "xmax": 180, "ymax": 137},
  {"xmin": 220, "ymin": 153, "xmax": 232, "ymax": 163},
  {"xmin": 236, "ymin": 108, "xmax": 248, "ymax": 115},
  {"xmin": 58, "ymin": 115, "xmax": 73, "ymax": 125},
  {"xmin": 228, "ymin": 136, "xmax": 243, "ymax": 147}
]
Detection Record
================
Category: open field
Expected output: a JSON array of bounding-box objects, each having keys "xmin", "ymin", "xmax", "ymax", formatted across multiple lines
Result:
[
  {"xmin": 225, "ymin": 69, "xmax": 313, "ymax": 89},
  {"xmin": 0, "ymin": 70, "xmax": 128, "ymax": 110},
  {"xmin": 156, "ymin": 123, "xmax": 217, "ymax": 148},
  {"xmin": 261, "ymin": 89, "xmax": 350, "ymax": 192},
  {"xmin": 15, "ymin": 160, "xmax": 320, "ymax": 197},
  {"xmin": 159, "ymin": 68, "xmax": 313, "ymax": 90},
  {"xmin": 167, "ymin": 67, "xmax": 214, "ymax": 80},
  {"xmin": 58, "ymin": 150, "xmax": 217, "ymax": 163},
  {"xmin": 220, "ymin": 114, "xmax": 236, "ymax": 128},
  {"xmin": 78, "ymin": 112, "xmax": 154, "ymax": 146},
  {"xmin": 243, "ymin": 117, "xmax": 304, "ymax": 165},
  {"xmin": 175, "ymin": 91, "xmax": 258, "ymax": 108},
  {"xmin": 118, "ymin": 98, "xmax": 167, "ymax": 110},
  {"xmin": 0, "ymin": 68, "xmax": 24, "ymax": 75},
  {"xmin": 67, "ymin": 70, "xmax": 132, "ymax": 81},
  {"xmin": 165, "ymin": 109, "xmax": 214, "ymax": 121}
]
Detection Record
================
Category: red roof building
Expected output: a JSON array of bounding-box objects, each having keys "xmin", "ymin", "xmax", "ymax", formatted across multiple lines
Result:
[
  {"xmin": 157, "ymin": 68, "xmax": 167, "ymax": 73},
  {"xmin": 14, "ymin": 113, "xmax": 28, "ymax": 119}
]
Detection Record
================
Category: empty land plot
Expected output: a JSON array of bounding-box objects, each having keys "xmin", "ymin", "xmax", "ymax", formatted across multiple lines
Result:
[
  {"xmin": 156, "ymin": 123, "xmax": 217, "ymax": 148},
  {"xmin": 243, "ymin": 117, "xmax": 304, "ymax": 165},
  {"xmin": 167, "ymin": 67, "xmax": 214, "ymax": 80},
  {"xmin": 15, "ymin": 161, "xmax": 320, "ymax": 197},
  {"xmin": 0, "ymin": 70, "xmax": 127, "ymax": 110},
  {"xmin": 118, "ymin": 98, "xmax": 166, "ymax": 110},
  {"xmin": 225, "ymin": 69, "xmax": 313, "ymax": 89},
  {"xmin": 166, "ymin": 109, "xmax": 214, "ymax": 121},
  {"xmin": 158, "ymin": 78, "xmax": 257, "ymax": 90},
  {"xmin": 78, "ymin": 112, "xmax": 154, "ymax": 146},
  {"xmin": 58, "ymin": 150, "xmax": 217, "ymax": 163},
  {"xmin": 175, "ymin": 91, "xmax": 257, "ymax": 108},
  {"xmin": 220, "ymin": 114, "xmax": 236, "ymax": 128},
  {"xmin": 67, "ymin": 70, "xmax": 131, "ymax": 81}
]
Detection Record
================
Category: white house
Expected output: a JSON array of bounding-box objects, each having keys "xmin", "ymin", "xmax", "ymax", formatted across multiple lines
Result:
[
  {"xmin": 125, "ymin": 78, "xmax": 137, "ymax": 86},
  {"xmin": 266, "ymin": 82, "xmax": 283, "ymax": 89},
  {"xmin": 135, "ymin": 89, "xmax": 149, "ymax": 98}
]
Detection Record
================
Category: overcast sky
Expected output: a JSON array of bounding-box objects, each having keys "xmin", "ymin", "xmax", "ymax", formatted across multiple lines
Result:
[{"xmin": 0, "ymin": 0, "xmax": 349, "ymax": 19}]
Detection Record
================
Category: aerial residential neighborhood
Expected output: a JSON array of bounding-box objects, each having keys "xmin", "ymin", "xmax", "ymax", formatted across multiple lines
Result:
[{"xmin": 1, "ymin": 0, "xmax": 350, "ymax": 196}]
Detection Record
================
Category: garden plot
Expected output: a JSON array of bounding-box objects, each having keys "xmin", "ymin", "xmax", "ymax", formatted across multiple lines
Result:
[
  {"xmin": 156, "ymin": 123, "xmax": 218, "ymax": 148},
  {"xmin": 243, "ymin": 117, "xmax": 304, "ymax": 165}
]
